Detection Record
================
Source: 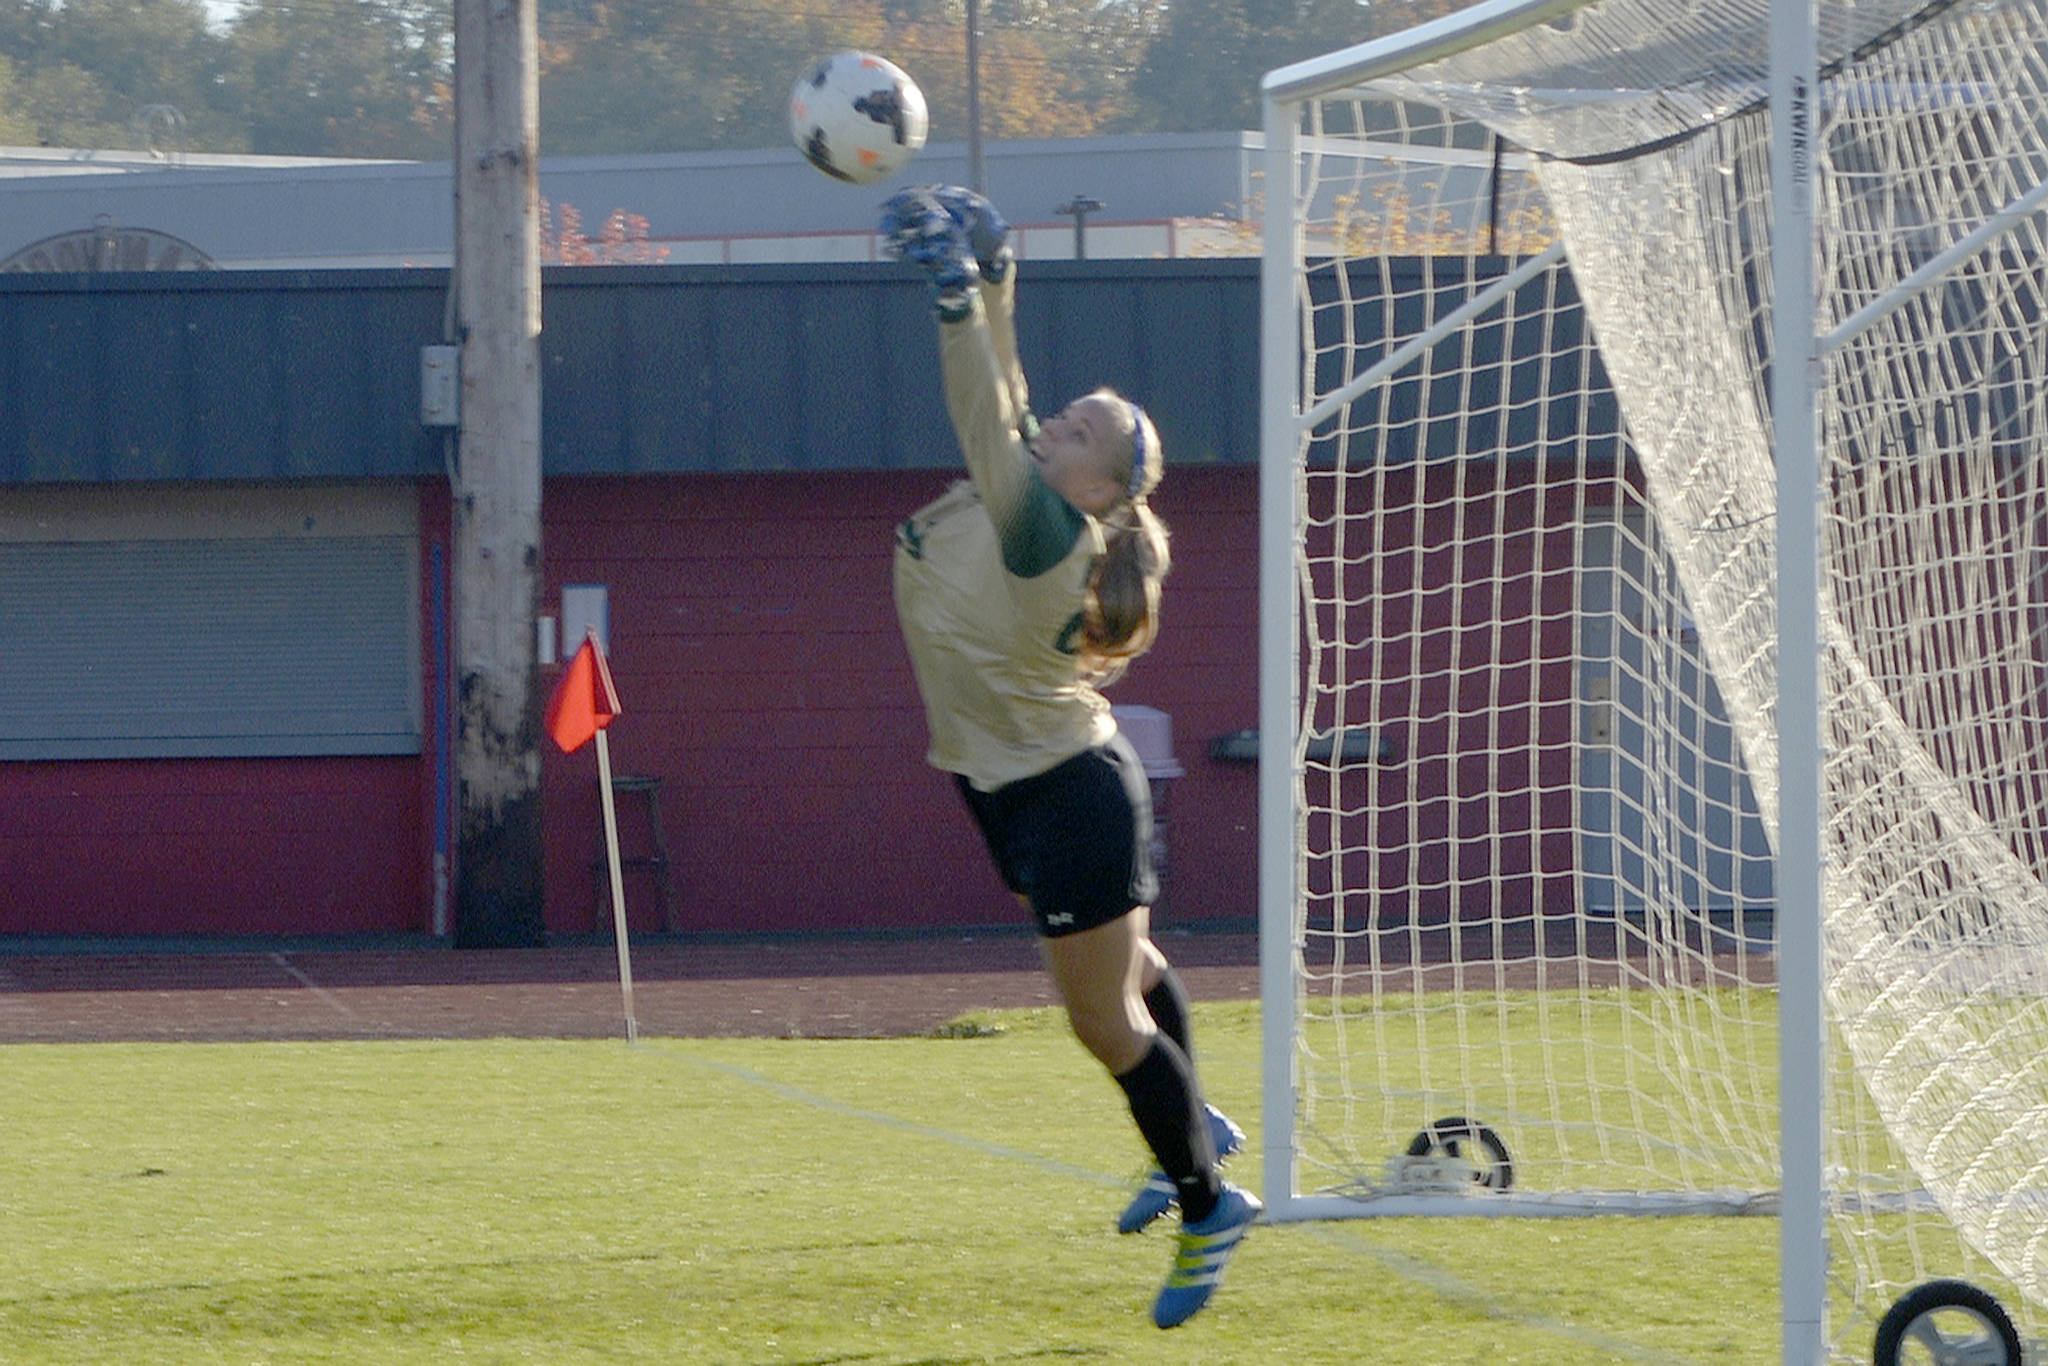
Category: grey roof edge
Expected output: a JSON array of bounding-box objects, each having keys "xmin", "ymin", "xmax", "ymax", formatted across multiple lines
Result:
[
  {"xmin": 0, "ymin": 131, "xmax": 1265, "ymax": 192},
  {"xmin": 0, "ymin": 257, "xmax": 1261, "ymax": 293}
]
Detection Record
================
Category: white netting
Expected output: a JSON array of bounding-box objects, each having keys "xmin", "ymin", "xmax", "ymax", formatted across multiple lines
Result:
[
  {"xmin": 1270, "ymin": 0, "xmax": 2048, "ymax": 1353},
  {"xmin": 1285, "ymin": 99, "xmax": 1783, "ymax": 1211}
]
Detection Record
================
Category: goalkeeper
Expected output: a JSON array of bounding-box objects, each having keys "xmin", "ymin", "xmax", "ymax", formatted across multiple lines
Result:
[{"xmin": 882, "ymin": 185, "xmax": 1257, "ymax": 1330}]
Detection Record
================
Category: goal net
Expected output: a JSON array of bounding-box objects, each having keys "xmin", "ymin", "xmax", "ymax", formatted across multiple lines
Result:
[{"xmin": 1259, "ymin": 0, "xmax": 2048, "ymax": 1355}]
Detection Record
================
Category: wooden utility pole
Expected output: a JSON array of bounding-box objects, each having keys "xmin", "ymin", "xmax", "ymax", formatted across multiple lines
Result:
[
  {"xmin": 451, "ymin": 0, "xmax": 545, "ymax": 947},
  {"xmin": 965, "ymin": 0, "xmax": 986, "ymax": 193}
]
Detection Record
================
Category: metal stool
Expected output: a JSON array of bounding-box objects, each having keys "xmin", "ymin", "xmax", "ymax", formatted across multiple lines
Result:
[{"xmin": 593, "ymin": 774, "xmax": 676, "ymax": 932}]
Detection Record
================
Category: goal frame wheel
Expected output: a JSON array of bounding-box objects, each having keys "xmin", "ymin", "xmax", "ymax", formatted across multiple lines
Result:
[
  {"xmin": 1872, "ymin": 1279, "xmax": 2022, "ymax": 1366},
  {"xmin": 1404, "ymin": 1117, "xmax": 1514, "ymax": 1191}
]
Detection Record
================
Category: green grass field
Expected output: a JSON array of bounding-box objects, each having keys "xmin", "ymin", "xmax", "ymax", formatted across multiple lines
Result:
[{"xmin": 3, "ymin": 1002, "xmax": 1782, "ymax": 1364}]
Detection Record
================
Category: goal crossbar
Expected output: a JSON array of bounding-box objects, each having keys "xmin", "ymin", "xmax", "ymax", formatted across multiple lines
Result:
[{"xmin": 1261, "ymin": 0, "xmax": 1601, "ymax": 103}]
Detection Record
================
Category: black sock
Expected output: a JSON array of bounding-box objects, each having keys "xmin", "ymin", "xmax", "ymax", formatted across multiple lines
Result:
[
  {"xmin": 1114, "ymin": 1037, "xmax": 1220, "ymax": 1224},
  {"xmin": 1143, "ymin": 968, "xmax": 1195, "ymax": 1061}
]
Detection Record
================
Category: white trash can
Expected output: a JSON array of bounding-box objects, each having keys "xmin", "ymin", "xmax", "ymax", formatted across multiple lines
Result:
[{"xmin": 1112, "ymin": 705, "xmax": 1184, "ymax": 911}]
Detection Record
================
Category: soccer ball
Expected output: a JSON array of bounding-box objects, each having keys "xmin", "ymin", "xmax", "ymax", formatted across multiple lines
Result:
[{"xmin": 789, "ymin": 51, "xmax": 929, "ymax": 186}]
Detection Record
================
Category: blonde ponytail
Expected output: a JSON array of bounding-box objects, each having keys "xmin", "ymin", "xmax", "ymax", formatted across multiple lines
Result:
[{"xmin": 1082, "ymin": 498, "xmax": 1171, "ymax": 682}]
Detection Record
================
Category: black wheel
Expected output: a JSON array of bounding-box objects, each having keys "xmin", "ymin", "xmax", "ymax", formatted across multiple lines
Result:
[
  {"xmin": 1873, "ymin": 1279, "xmax": 2022, "ymax": 1366},
  {"xmin": 1404, "ymin": 1116, "xmax": 1513, "ymax": 1191}
]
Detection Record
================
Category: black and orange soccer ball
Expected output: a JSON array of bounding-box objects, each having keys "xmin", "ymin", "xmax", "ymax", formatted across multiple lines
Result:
[{"xmin": 789, "ymin": 51, "xmax": 929, "ymax": 186}]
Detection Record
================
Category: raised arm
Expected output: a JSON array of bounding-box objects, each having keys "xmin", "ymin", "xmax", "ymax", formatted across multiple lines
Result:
[
  {"xmin": 939, "ymin": 283, "xmax": 1084, "ymax": 576},
  {"xmin": 936, "ymin": 187, "xmax": 1027, "ymax": 420},
  {"xmin": 937, "ymin": 279, "xmax": 1033, "ymax": 523},
  {"xmin": 884, "ymin": 187, "xmax": 1080, "ymax": 576}
]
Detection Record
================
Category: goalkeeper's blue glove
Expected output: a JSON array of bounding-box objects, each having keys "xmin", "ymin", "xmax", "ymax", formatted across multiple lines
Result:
[
  {"xmin": 879, "ymin": 187, "xmax": 978, "ymax": 323},
  {"xmin": 930, "ymin": 186, "xmax": 1013, "ymax": 284}
]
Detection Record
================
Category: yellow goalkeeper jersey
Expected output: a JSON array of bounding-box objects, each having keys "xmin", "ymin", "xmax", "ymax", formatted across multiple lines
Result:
[{"xmin": 893, "ymin": 274, "xmax": 1114, "ymax": 792}]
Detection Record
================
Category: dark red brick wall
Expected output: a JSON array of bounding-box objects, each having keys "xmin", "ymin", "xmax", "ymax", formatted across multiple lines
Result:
[
  {"xmin": 536, "ymin": 466, "xmax": 1262, "ymax": 937},
  {"xmin": 0, "ymin": 487, "xmax": 448, "ymax": 938},
  {"xmin": 0, "ymin": 470, "xmax": 1260, "ymax": 940},
  {"xmin": 0, "ymin": 463, "xmax": 1616, "ymax": 942},
  {"xmin": 0, "ymin": 756, "xmax": 428, "ymax": 936}
]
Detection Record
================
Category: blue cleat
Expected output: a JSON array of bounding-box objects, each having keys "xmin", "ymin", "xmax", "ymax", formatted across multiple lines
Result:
[
  {"xmin": 1117, "ymin": 1104, "xmax": 1246, "ymax": 1234},
  {"xmin": 1152, "ymin": 1182, "xmax": 1260, "ymax": 1329}
]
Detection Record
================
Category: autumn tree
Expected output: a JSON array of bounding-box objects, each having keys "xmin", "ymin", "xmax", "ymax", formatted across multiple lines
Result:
[
  {"xmin": 538, "ymin": 0, "xmax": 889, "ymax": 154},
  {"xmin": 538, "ymin": 198, "xmax": 670, "ymax": 264},
  {"xmin": 0, "ymin": 0, "xmax": 1481, "ymax": 159},
  {"xmin": 536, "ymin": 0, "xmax": 1165, "ymax": 153},
  {"xmin": 227, "ymin": 0, "xmax": 451, "ymax": 158},
  {"xmin": 1027, "ymin": 0, "xmax": 1170, "ymax": 131},
  {"xmin": 0, "ymin": 57, "xmax": 32, "ymax": 143},
  {"xmin": 875, "ymin": 0, "xmax": 1166, "ymax": 141},
  {"xmin": 0, "ymin": 0, "xmax": 244, "ymax": 150},
  {"xmin": 1126, "ymin": 0, "xmax": 1471, "ymax": 133}
]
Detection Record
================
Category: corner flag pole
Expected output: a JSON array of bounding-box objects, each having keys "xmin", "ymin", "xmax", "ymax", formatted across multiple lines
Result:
[
  {"xmin": 593, "ymin": 724, "xmax": 639, "ymax": 1044},
  {"xmin": 544, "ymin": 627, "xmax": 636, "ymax": 1043}
]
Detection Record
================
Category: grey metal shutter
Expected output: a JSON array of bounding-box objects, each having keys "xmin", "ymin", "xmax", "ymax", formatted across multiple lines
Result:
[{"xmin": 0, "ymin": 503, "xmax": 420, "ymax": 760}]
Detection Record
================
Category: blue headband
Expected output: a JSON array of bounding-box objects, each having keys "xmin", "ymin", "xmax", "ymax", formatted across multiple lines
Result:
[{"xmin": 1124, "ymin": 402, "xmax": 1151, "ymax": 502}]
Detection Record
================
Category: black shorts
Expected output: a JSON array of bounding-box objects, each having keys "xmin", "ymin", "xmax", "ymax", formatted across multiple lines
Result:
[{"xmin": 955, "ymin": 732, "xmax": 1159, "ymax": 939}]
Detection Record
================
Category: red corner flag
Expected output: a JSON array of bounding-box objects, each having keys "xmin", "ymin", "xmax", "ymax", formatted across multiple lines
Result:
[{"xmin": 546, "ymin": 631, "xmax": 622, "ymax": 754}]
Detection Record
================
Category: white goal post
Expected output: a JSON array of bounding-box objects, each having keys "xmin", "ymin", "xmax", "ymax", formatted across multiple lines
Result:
[{"xmin": 1258, "ymin": 1, "xmax": 2048, "ymax": 1361}]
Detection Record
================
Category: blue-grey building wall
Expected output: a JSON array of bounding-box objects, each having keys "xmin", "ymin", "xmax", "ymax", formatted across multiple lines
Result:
[
  {"xmin": 0, "ymin": 254, "xmax": 1630, "ymax": 939},
  {"xmin": 0, "ymin": 256, "xmax": 1619, "ymax": 487},
  {"xmin": 1, "ymin": 269, "xmax": 448, "ymax": 483},
  {"xmin": 0, "ymin": 260, "xmax": 1269, "ymax": 485}
]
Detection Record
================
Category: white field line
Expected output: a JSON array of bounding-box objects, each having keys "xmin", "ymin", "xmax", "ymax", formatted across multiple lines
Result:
[{"xmin": 650, "ymin": 1041, "xmax": 1700, "ymax": 1366}]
